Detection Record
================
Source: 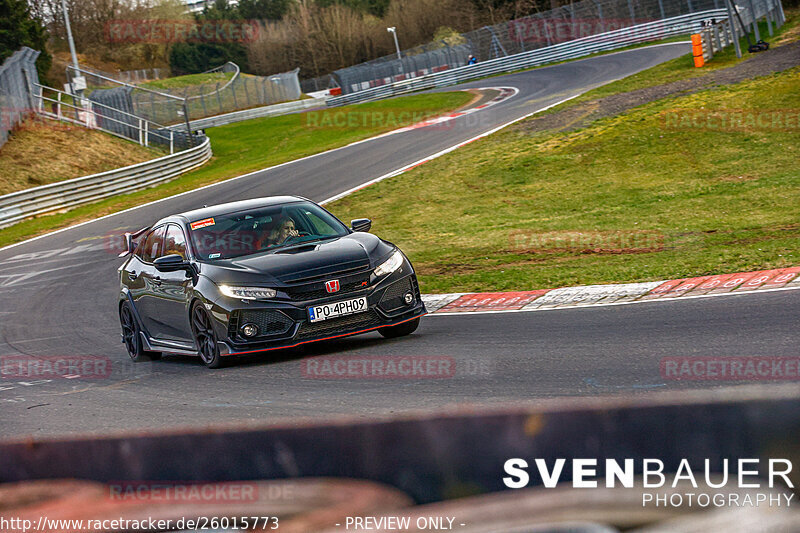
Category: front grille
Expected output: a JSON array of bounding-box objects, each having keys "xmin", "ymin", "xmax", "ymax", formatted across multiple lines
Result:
[
  {"xmin": 379, "ymin": 278, "xmax": 413, "ymax": 312},
  {"xmin": 275, "ymin": 259, "xmax": 370, "ymax": 283},
  {"xmin": 284, "ymin": 271, "xmax": 371, "ymax": 301},
  {"xmin": 229, "ymin": 309, "xmax": 294, "ymax": 339},
  {"xmin": 295, "ymin": 309, "xmax": 382, "ymax": 341}
]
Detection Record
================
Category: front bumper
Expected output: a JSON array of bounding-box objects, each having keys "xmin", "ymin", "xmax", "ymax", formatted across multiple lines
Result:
[{"xmin": 210, "ymin": 270, "xmax": 426, "ymax": 356}]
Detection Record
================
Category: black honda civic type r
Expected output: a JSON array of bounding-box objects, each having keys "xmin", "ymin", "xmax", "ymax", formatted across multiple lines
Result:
[{"xmin": 117, "ymin": 196, "xmax": 426, "ymax": 368}]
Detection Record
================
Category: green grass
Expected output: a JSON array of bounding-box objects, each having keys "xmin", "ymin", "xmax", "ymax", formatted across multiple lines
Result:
[
  {"xmin": 0, "ymin": 91, "xmax": 474, "ymax": 247},
  {"xmin": 138, "ymin": 71, "xmax": 235, "ymax": 90},
  {"xmin": 327, "ymin": 67, "xmax": 800, "ymax": 293}
]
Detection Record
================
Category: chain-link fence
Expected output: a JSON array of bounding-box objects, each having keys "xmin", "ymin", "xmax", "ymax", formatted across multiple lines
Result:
[
  {"xmin": 0, "ymin": 47, "xmax": 42, "ymax": 149},
  {"xmin": 71, "ymin": 65, "xmax": 170, "ymax": 87},
  {"xmin": 300, "ymin": 74, "xmax": 339, "ymax": 95},
  {"xmin": 117, "ymin": 67, "xmax": 169, "ymax": 84},
  {"xmin": 0, "ymin": 47, "xmax": 201, "ymax": 152},
  {"xmin": 331, "ymin": 0, "xmax": 735, "ymax": 94},
  {"xmin": 334, "ymin": 42, "xmax": 472, "ymax": 95},
  {"xmin": 74, "ymin": 63, "xmax": 302, "ymax": 127}
]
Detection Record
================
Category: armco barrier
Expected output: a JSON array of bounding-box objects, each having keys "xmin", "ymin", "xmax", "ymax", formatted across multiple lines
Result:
[
  {"xmin": 173, "ymin": 96, "xmax": 327, "ymax": 131},
  {"xmin": 327, "ymin": 10, "xmax": 726, "ymax": 106},
  {"xmin": 0, "ymin": 136, "xmax": 211, "ymax": 228}
]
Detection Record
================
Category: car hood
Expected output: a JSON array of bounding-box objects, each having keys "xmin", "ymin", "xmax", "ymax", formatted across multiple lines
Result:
[{"xmin": 198, "ymin": 232, "xmax": 395, "ymax": 286}]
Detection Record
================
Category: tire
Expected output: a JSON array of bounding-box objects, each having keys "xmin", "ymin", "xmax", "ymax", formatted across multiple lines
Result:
[
  {"xmin": 119, "ymin": 302, "xmax": 161, "ymax": 362},
  {"xmin": 190, "ymin": 302, "xmax": 225, "ymax": 369},
  {"xmin": 378, "ymin": 317, "xmax": 421, "ymax": 339}
]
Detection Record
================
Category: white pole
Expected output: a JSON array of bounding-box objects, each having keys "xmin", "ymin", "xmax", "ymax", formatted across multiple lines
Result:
[
  {"xmin": 61, "ymin": 0, "xmax": 79, "ymax": 76},
  {"xmin": 387, "ymin": 27, "xmax": 402, "ymax": 60},
  {"xmin": 60, "ymin": 0, "xmax": 84, "ymax": 103}
]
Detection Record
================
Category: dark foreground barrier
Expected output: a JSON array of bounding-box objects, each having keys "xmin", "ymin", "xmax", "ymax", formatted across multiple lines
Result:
[{"xmin": 2, "ymin": 388, "xmax": 800, "ymax": 505}]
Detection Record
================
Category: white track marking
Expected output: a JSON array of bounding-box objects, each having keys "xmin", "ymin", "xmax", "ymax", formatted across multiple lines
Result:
[{"xmin": 425, "ymin": 284, "xmax": 800, "ymax": 317}]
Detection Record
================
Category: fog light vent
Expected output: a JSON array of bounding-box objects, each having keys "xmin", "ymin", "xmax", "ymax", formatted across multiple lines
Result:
[{"xmin": 241, "ymin": 323, "xmax": 259, "ymax": 337}]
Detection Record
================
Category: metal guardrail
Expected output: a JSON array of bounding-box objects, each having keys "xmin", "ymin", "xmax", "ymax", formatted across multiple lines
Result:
[
  {"xmin": 327, "ymin": 10, "xmax": 727, "ymax": 107},
  {"xmin": 175, "ymin": 96, "xmax": 327, "ymax": 131},
  {"xmin": 0, "ymin": 136, "xmax": 211, "ymax": 228},
  {"xmin": 699, "ymin": 18, "xmax": 736, "ymax": 61},
  {"xmin": 34, "ymin": 82, "xmax": 192, "ymax": 152}
]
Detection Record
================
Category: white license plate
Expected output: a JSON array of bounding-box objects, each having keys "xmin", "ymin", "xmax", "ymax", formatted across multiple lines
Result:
[{"xmin": 308, "ymin": 297, "xmax": 368, "ymax": 323}]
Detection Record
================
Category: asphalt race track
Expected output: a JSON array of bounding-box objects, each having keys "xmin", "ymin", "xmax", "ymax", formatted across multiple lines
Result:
[{"xmin": 3, "ymin": 43, "xmax": 797, "ymax": 438}]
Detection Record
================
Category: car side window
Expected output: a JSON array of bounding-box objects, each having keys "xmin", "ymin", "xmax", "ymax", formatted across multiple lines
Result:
[
  {"xmin": 140, "ymin": 226, "xmax": 165, "ymax": 263},
  {"xmin": 163, "ymin": 224, "xmax": 188, "ymax": 259},
  {"xmin": 304, "ymin": 210, "xmax": 337, "ymax": 235}
]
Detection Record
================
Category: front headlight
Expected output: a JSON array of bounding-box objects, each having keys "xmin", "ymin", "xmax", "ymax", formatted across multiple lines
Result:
[
  {"xmin": 219, "ymin": 285, "xmax": 277, "ymax": 300},
  {"xmin": 374, "ymin": 250, "xmax": 404, "ymax": 277}
]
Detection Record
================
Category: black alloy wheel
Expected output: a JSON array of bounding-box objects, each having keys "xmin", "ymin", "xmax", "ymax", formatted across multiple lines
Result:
[
  {"xmin": 119, "ymin": 302, "xmax": 161, "ymax": 362},
  {"xmin": 191, "ymin": 302, "xmax": 224, "ymax": 368}
]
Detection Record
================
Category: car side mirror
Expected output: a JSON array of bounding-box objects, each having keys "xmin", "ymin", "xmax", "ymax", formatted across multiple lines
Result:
[
  {"xmin": 350, "ymin": 218, "xmax": 372, "ymax": 232},
  {"xmin": 154, "ymin": 254, "xmax": 189, "ymax": 272}
]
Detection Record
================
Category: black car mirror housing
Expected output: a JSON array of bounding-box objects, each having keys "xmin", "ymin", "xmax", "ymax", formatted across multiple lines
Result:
[
  {"xmin": 351, "ymin": 218, "xmax": 372, "ymax": 232},
  {"xmin": 154, "ymin": 254, "xmax": 190, "ymax": 272}
]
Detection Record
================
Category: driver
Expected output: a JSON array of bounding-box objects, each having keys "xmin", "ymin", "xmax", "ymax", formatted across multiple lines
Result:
[{"xmin": 267, "ymin": 216, "xmax": 299, "ymax": 246}]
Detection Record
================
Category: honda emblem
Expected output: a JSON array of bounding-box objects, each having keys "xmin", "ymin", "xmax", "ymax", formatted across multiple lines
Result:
[{"xmin": 325, "ymin": 279, "xmax": 340, "ymax": 293}]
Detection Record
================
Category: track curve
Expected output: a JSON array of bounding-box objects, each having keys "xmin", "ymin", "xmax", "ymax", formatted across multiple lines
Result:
[{"xmin": 5, "ymin": 43, "xmax": 796, "ymax": 439}]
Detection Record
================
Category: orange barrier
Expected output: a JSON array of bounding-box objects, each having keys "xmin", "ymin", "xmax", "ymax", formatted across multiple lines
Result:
[{"xmin": 692, "ymin": 33, "xmax": 705, "ymax": 67}]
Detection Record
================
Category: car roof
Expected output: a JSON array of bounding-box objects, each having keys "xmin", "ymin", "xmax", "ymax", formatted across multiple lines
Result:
[{"xmin": 170, "ymin": 196, "xmax": 309, "ymax": 223}]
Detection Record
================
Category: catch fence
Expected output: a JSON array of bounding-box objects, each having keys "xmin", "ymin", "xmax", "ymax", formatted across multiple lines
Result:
[
  {"xmin": 0, "ymin": 47, "xmax": 41, "ymax": 149},
  {"xmin": 327, "ymin": 0, "xmax": 781, "ymax": 95},
  {"xmin": 74, "ymin": 62, "xmax": 302, "ymax": 127}
]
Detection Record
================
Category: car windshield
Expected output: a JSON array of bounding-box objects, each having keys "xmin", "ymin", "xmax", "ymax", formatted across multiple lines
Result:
[{"xmin": 188, "ymin": 201, "xmax": 349, "ymax": 260}]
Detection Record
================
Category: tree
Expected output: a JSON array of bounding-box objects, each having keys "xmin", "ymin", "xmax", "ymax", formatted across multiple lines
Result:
[
  {"xmin": 169, "ymin": 42, "xmax": 249, "ymax": 74},
  {"xmin": 237, "ymin": 0, "xmax": 293, "ymax": 21},
  {"xmin": 0, "ymin": 0, "xmax": 51, "ymax": 81},
  {"xmin": 315, "ymin": 0, "xmax": 392, "ymax": 18},
  {"xmin": 168, "ymin": 0, "xmax": 252, "ymax": 74}
]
